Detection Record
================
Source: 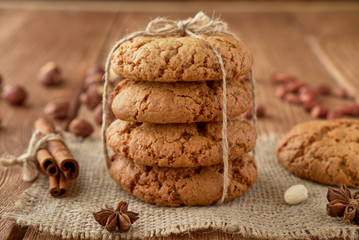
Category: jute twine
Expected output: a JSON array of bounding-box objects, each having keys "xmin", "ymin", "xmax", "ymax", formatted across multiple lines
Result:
[
  {"xmin": 101, "ymin": 12, "xmax": 257, "ymax": 204},
  {"xmin": 0, "ymin": 129, "xmax": 64, "ymax": 182}
]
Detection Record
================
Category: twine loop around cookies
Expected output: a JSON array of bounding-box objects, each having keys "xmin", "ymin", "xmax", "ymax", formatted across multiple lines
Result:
[
  {"xmin": 0, "ymin": 129, "xmax": 64, "ymax": 182},
  {"xmin": 102, "ymin": 12, "xmax": 256, "ymax": 205}
]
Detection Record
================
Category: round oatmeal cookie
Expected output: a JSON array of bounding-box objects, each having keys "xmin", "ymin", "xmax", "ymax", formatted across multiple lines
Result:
[
  {"xmin": 111, "ymin": 34, "xmax": 253, "ymax": 82},
  {"xmin": 109, "ymin": 153, "xmax": 257, "ymax": 206},
  {"xmin": 276, "ymin": 119, "xmax": 359, "ymax": 188},
  {"xmin": 111, "ymin": 77, "xmax": 251, "ymax": 123},
  {"xmin": 107, "ymin": 119, "xmax": 257, "ymax": 168}
]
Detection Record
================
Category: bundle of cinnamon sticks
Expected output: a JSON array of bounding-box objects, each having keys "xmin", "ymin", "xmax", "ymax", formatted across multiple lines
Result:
[{"xmin": 34, "ymin": 117, "xmax": 79, "ymax": 198}]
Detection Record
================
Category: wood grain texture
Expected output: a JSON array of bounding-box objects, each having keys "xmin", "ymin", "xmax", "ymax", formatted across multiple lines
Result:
[
  {"xmin": 1, "ymin": 1, "xmax": 359, "ymax": 13},
  {"xmin": 294, "ymin": 11, "xmax": 359, "ymax": 101},
  {"xmin": 0, "ymin": 10, "xmax": 116, "ymax": 239},
  {"xmin": 5, "ymin": 225, "xmax": 28, "ymax": 240},
  {"xmin": 1, "ymin": 3, "xmax": 359, "ymax": 240},
  {"xmin": 23, "ymin": 228, "xmax": 64, "ymax": 240},
  {"xmin": 222, "ymin": 12, "xmax": 348, "ymax": 134}
]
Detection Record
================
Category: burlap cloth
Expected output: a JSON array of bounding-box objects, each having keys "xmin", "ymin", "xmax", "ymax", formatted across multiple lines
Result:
[{"xmin": 2, "ymin": 134, "xmax": 358, "ymax": 240}]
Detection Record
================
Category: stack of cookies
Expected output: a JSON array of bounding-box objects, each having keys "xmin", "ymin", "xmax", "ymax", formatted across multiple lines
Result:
[{"xmin": 106, "ymin": 33, "xmax": 257, "ymax": 206}]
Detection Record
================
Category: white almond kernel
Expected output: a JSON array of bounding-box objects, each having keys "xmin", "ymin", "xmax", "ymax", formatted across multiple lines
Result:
[{"xmin": 284, "ymin": 184, "xmax": 308, "ymax": 205}]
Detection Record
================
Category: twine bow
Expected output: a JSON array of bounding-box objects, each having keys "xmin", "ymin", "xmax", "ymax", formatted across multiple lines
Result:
[
  {"xmin": 145, "ymin": 12, "xmax": 229, "ymax": 36},
  {"xmin": 101, "ymin": 12, "xmax": 256, "ymax": 205},
  {"xmin": 0, "ymin": 129, "xmax": 64, "ymax": 182}
]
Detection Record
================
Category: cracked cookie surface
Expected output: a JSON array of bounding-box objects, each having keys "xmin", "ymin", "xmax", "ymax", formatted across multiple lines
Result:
[
  {"xmin": 107, "ymin": 119, "xmax": 257, "ymax": 168},
  {"xmin": 111, "ymin": 34, "xmax": 253, "ymax": 82},
  {"xmin": 276, "ymin": 119, "xmax": 359, "ymax": 188},
  {"xmin": 111, "ymin": 77, "xmax": 251, "ymax": 123},
  {"xmin": 109, "ymin": 153, "xmax": 257, "ymax": 206}
]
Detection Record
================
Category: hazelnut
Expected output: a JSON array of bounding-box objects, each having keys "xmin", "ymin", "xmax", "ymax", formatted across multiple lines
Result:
[
  {"xmin": 38, "ymin": 62, "xmax": 62, "ymax": 86},
  {"xmin": 87, "ymin": 64, "xmax": 105, "ymax": 76},
  {"xmin": 94, "ymin": 97, "xmax": 115, "ymax": 125},
  {"xmin": 244, "ymin": 106, "xmax": 253, "ymax": 119},
  {"xmin": 276, "ymin": 86, "xmax": 287, "ymax": 99},
  {"xmin": 3, "ymin": 84, "xmax": 27, "ymax": 105},
  {"xmin": 244, "ymin": 105, "xmax": 266, "ymax": 119},
  {"xmin": 44, "ymin": 100, "xmax": 70, "ymax": 119},
  {"xmin": 316, "ymin": 84, "xmax": 331, "ymax": 95},
  {"xmin": 240, "ymin": 74, "xmax": 250, "ymax": 82},
  {"xmin": 334, "ymin": 88, "xmax": 348, "ymax": 98},
  {"xmin": 338, "ymin": 102, "xmax": 359, "ymax": 116},
  {"xmin": 270, "ymin": 73, "xmax": 296, "ymax": 84},
  {"xmin": 310, "ymin": 105, "xmax": 328, "ymax": 118},
  {"xmin": 256, "ymin": 105, "xmax": 266, "ymax": 117},
  {"xmin": 0, "ymin": 74, "xmax": 3, "ymax": 91},
  {"xmin": 327, "ymin": 111, "xmax": 343, "ymax": 120},
  {"xmin": 80, "ymin": 85, "xmax": 102, "ymax": 109},
  {"xmin": 284, "ymin": 93, "xmax": 301, "ymax": 105},
  {"xmin": 69, "ymin": 118, "xmax": 94, "ymax": 138},
  {"xmin": 84, "ymin": 73, "xmax": 103, "ymax": 89},
  {"xmin": 94, "ymin": 104, "xmax": 103, "ymax": 125}
]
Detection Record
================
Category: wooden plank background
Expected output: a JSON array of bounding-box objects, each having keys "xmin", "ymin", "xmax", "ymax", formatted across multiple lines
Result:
[{"xmin": 0, "ymin": 1, "xmax": 359, "ymax": 239}]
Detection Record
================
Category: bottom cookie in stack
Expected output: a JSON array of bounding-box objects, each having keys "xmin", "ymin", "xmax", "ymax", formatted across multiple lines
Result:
[{"xmin": 109, "ymin": 153, "xmax": 257, "ymax": 207}]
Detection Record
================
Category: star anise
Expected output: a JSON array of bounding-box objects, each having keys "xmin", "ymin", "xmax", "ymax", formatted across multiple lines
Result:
[
  {"xmin": 326, "ymin": 185, "xmax": 359, "ymax": 224},
  {"xmin": 93, "ymin": 201, "xmax": 139, "ymax": 232}
]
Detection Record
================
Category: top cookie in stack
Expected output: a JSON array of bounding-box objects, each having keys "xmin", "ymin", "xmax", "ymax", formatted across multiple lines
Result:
[
  {"xmin": 111, "ymin": 34, "xmax": 252, "ymax": 83},
  {"xmin": 107, "ymin": 33, "xmax": 257, "ymax": 206}
]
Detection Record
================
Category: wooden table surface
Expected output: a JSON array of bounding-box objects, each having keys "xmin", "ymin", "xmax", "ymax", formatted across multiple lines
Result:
[{"xmin": 1, "ymin": 1, "xmax": 359, "ymax": 240}]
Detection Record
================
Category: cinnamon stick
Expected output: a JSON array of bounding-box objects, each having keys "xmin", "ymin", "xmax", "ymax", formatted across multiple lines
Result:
[
  {"xmin": 35, "ymin": 117, "xmax": 79, "ymax": 180},
  {"xmin": 36, "ymin": 149, "xmax": 59, "ymax": 177},
  {"xmin": 49, "ymin": 172, "xmax": 68, "ymax": 198}
]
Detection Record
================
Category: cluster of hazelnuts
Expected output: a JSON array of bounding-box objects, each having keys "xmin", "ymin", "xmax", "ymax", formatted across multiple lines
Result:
[
  {"xmin": 79, "ymin": 65, "xmax": 115, "ymax": 125},
  {"xmin": 0, "ymin": 62, "xmax": 111, "ymax": 138}
]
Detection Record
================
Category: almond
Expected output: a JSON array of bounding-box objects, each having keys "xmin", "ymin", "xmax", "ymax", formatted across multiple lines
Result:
[{"xmin": 284, "ymin": 184, "xmax": 308, "ymax": 205}]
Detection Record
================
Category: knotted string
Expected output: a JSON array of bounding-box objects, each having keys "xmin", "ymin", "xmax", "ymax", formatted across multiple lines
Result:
[
  {"xmin": 101, "ymin": 12, "xmax": 256, "ymax": 204},
  {"xmin": 0, "ymin": 129, "xmax": 64, "ymax": 182}
]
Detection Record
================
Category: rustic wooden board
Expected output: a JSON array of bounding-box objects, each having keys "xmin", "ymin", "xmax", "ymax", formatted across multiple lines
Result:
[{"xmin": 1, "ymin": 4, "xmax": 359, "ymax": 240}]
